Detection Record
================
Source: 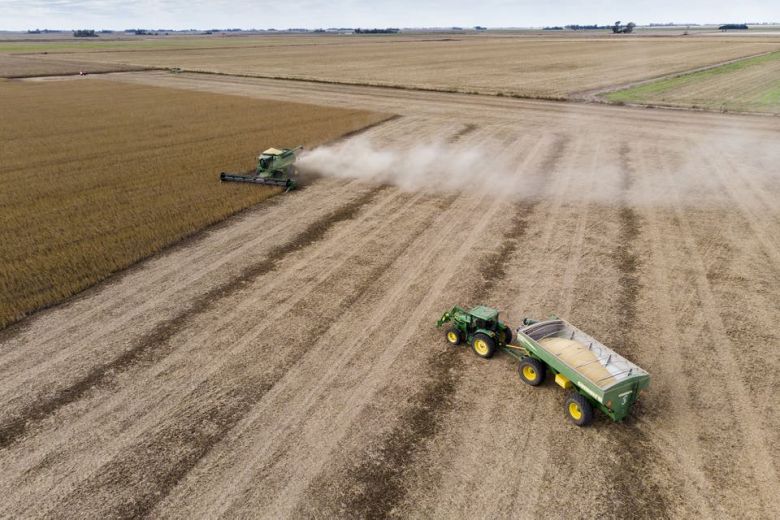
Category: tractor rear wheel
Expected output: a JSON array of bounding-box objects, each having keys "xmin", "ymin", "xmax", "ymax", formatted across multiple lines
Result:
[
  {"xmin": 565, "ymin": 392, "xmax": 594, "ymax": 427},
  {"xmin": 471, "ymin": 333, "xmax": 496, "ymax": 359},
  {"xmin": 518, "ymin": 357, "xmax": 545, "ymax": 386},
  {"xmin": 445, "ymin": 327, "xmax": 463, "ymax": 346}
]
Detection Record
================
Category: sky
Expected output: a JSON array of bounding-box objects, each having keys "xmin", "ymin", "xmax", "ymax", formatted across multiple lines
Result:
[{"xmin": 0, "ymin": 0, "xmax": 776, "ymax": 31}]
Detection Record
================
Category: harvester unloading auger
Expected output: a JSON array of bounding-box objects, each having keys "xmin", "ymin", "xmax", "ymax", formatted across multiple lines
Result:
[{"xmin": 220, "ymin": 145, "xmax": 303, "ymax": 191}]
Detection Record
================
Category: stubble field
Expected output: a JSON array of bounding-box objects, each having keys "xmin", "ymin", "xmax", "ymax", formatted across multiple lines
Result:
[
  {"xmin": 606, "ymin": 50, "xmax": 780, "ymax": 113},
  {"xmin": 6, "ymin": 33, "xmax": 780, "ymax": 98},
  {"xmin": 0, "ymin": 78, "xmax": 387, "ymax": 327},
  {"xmin": 0, "ymin": 69, "xmax": 778, "ymax": 518}
]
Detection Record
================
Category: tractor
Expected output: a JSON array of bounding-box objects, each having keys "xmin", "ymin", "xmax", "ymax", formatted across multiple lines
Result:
[{"xmin": 436, "ymin": 305, "xmax": 513, "ymax": 358}]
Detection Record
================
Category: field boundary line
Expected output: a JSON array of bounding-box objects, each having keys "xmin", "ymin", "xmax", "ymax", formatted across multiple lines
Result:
[{"xmin": 169, "ymin": 57, "xmax": 780, "ymax": 116}]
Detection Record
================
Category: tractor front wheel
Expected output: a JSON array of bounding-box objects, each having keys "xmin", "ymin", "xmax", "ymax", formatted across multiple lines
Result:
[
  {"xmin": 445, "ymin": 327, "xmax": 463, "ymax": 346},
  {"xmin": 471, "ymin": 333, "xmax": 496, "ymax": 359},
  {"xmin": 564, "ymin": 393, "xmax": 594, "ymax": 427},
  {"xmin": 518, "ymin": 357, "xmax": 545, "ymax": 386}
]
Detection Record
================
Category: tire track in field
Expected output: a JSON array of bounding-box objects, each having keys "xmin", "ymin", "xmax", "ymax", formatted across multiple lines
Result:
[
  {"xmin": 325, "ymin": 135, "xmax": 566, "ymax": 519},
  {"xmin": 414, "ymin": 131, "xmax": 583, "ymax": 519},
  {"xmin": 46, "ymin": 189, "xmax": 449, "ymax": 520},
  {"xmin": 0, "ymin": 188, "xmax": 384, "ymax": 451},
  {"xmin": 6, "ymin": 188, "xmax": 415, "ymax": 503},
  {"xmin": 340, "ymin": 203, "xmax": 536, "ymax": 519},
  {"xmin": 597, "ymin": 143, "xmax": 670, "ymax": 519},
  {"xmin": 654, "ymin": 146, "xmax": 779, "ymax": 516},
  {"xmin": 626, "ymin": 143, "xmax": 722, "ymax": 517},
  {"xmin": 696, "ymin": 145, "xmax": 780, "ymax": 272},
  {"xmin": 31, "ymin": 122, "xmax": 465, "ymax": 518},
  {"xmin": 287, "ymin": 123, "xmax": 492, "ymax": 516},
  {"xmin": 0, "ymin": 182, "xmax": 337, "ymax": 394}
]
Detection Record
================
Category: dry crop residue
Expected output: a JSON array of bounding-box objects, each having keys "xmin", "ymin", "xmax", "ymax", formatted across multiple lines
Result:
[
  {"xmin": 0, "ymin": 74, "xmax": 778, "ymax": 518},
  {"xmin": 27, "ymin": 33, "xmax": 780, "ymax": 98}
]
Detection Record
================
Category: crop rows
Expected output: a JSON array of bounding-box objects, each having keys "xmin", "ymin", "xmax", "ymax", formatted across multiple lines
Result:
[
  {"xmin": 605, "ymin": 50, "xmax": 780, "ymax": 113},
  {"xmin": 0, "ymin": 79, "xmax": 387, "ymax": 328}
]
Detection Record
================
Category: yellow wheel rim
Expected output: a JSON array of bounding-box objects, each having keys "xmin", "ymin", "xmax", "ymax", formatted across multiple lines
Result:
[
  {"xmin": 568, "ymin": 402, "xmax": 582, "ymax": 421},
  {"xmin": 522, "ymin": 365, "xmax": 536, "ymax": 381},
  {"xmin": 447, "ymin": 332, "xmax": 458, "ymax": 343},
  {"xmin": 474, "ymin": 339, "xmax": 488, "ymax": 356}
]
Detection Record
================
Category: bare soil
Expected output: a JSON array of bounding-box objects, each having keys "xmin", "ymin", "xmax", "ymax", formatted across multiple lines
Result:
[{"xmin": 1, "ymin": 72, "xmax": 778, "ymax": 519}]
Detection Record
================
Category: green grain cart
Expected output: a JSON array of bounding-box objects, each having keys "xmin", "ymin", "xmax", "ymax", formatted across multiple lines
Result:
[{"xmin": 437, "ymin": 307, "xmax": 650, "ymax": 426}]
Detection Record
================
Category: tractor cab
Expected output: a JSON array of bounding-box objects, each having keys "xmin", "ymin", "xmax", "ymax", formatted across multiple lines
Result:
[{"xmin": 469, "ymin": 305, "xmax": 499, "ymax": 330}]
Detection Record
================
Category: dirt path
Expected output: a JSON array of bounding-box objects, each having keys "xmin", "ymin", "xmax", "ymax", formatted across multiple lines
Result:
[{"xmin": 1, "ymin": 73, "xmax": 778, "ymax": 519}]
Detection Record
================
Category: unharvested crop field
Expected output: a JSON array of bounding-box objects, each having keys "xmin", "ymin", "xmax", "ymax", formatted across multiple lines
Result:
[
  {"xmin": 0, "ymin": 79, "xmax": 386, "ymax": 328},
  {"xmin": 1, "ymin": 72, "xmax": 778, "ymax": 518},
  {"xmin": 606, "ymin": 50, "xmax": 780, "ymax": 113},
  {"xmin": 17, "ymin": 34, "xmax": 780, "ymax": 98}
]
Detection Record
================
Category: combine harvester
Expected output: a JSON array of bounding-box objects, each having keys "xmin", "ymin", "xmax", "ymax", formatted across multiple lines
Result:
[
  {"xmin": 437, "ymin": 306, "xmax": 650, "ymax": 426},
  {"xmin": 220, "ymin": 146, "xmax": 303, "ymax": 191}
]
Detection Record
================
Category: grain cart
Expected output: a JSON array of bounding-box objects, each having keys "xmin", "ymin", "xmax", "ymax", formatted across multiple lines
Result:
[
  {"xmin": 508, "ymin": 317, "xmax": 649, "ymax": 426},
  {"xmin": 436, "ymin": 305, "xmax": 514, "ymax": 358},
  {"xmin": 219, "ymin": 146, "xmax": 303, "ymax": 191},
  {"xmin": 436, "ymin": 308, "xmax": 650, "ymax": 426}
]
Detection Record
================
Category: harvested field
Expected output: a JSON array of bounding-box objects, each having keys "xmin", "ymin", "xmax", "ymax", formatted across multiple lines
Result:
[
  {"xmin": 0, "ymin": 54, "xmax": 147, "ymax": 77},
  {"xmin": 605, "ymin": 50, "xmax": 780, "ymax": 113},
  {"xmin": 1, "ymin": 72, "xmax": 778, "ymax": 518},
  {"xmin": 25, "ymin": 34, "xmax": 780, "ymax": 98},
  {"xmin": 0, "ymin": 79, "xmax": 387, "ymax": 328}
]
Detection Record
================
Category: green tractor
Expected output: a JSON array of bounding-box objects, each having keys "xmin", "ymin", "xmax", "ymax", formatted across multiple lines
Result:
[
  {"xmin": 220, "ymin": 146, "xmax": 303, "ymax": 191},
  {"xmin": 436, "ymin": 305, "xmax": 513, "ymax": 358}
]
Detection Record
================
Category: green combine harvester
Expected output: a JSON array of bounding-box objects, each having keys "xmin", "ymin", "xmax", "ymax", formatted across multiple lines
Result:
[
  {"xmin": 220, "ymin": 146, "xmax": 303, "ymax": 191},
  {"xmin": 437, "ymin": 305, "xmax": 650, "ymax": 426}
]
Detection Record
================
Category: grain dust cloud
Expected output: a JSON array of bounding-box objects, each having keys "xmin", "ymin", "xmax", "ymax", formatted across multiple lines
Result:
[{"xmin": 298, "ymin": 136, "xmax": 525, "ymax": 198}]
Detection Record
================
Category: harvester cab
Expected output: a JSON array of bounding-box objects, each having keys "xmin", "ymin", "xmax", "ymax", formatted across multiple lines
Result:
[
  {"xmin": 220, "ymin": 145, "xmax": 303, "ymax": 191},
  {"xmin": 436, "ymin": 305, "xmax": 513, "ymax": 359}
]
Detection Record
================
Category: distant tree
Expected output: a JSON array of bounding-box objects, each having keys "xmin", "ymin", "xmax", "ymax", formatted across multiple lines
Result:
[
  {"xmin": 354, "ymin": 28, "xmax": 400, "ymax": 34},
  {"xmin": 612, "ymin": 21, "xmax": 636, "ymax": 33},
  {"xmin": 719, "ymin": 23, "xmax": 748, "ymax": 31},
  {"xmin": 73, "ymin": 29, "xmax": 97, "ymax": 37},
  {"xmin": 567, "ymin": 24, "xmax": 609, "ymax": 30}
]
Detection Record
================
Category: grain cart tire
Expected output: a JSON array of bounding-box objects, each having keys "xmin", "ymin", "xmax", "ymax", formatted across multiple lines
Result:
[
  {"xmin": 471, "ymin": 333, "xmax": 496, "ymax": 359},
  {"xmin": 502, "ymin": 326, "xmax": 513, "ymax": 344},
  {"xmin": 565, "ymin": 393, "xmax": 593, "ymax": 426},
  {"xmin": 445, "ymin": 327, "xmax": 463, "ymax": 346},
  {"xmin": 518, "ymin": 358, "xmax": 545, "ymax": 386}
]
